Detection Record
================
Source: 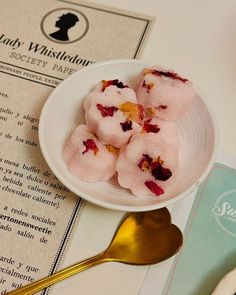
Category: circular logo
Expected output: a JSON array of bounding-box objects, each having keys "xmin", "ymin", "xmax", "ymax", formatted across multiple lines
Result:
[
  {"xmin": 41, "ymin": 8, "xmax": 89, "ymax": 44},
  {"xmin": 212, "ymin": 189, "xmax": 236, "ymax": 237}
]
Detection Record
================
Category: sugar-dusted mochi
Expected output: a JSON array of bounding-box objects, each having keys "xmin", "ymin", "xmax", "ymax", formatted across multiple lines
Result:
[
  {"xmin": 83, "ymin": 90, "xmax": 104, "ymax": 113},
  {"xmin": 116, "ymin": 133, "xmax": 179, "ymax": 197},
  {"xmin": 85, "ymin": 82, "xmax": 144, "ymax": 148},
  {"xmin": 142, "ymin": 117, "xmax": 180, "ymax": 148},
  {"xmin": 136, "ymin": 66, "xmax": 195, "ymax": 120},
  {"xmin": 62, "ymin": 124, "xmax": 118, "ymax": 182},
  {"xmin": 83, "ymin": 79, "xmax": 131, "ymax": 112}
]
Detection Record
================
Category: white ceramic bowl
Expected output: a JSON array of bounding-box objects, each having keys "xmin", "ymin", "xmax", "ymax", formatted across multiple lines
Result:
[{"xmin": 39, "ymin": 59, "xmax": 218, "ymax": 212}]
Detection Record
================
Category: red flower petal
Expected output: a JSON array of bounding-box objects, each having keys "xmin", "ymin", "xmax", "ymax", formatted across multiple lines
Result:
[
  {"xmin": 97, "ymin": 104, "xmax": 118, "ymax": 117},
  {"xmin": 158, "ymin": 105, "xmax": 168, "ymax": 109},
  {"xmin": 138, "ymin": 154, "xmax": 172, "ymax": 181},
  {"xmin": 138, "ymin": 154, "xmax": 153, "ymax": 171},
  {"xmin": 120, "ymin": 119, "xmax": 133, "ymax": 132},
  {"xmin": 144, "ymin": 69, "xmax": 188, "ymax": 83},
  {"xmin": 82, "ymin": 139, "xmax": 98, "ymax": 155},
  {"xmin": 101, "ymin": 79, "xmax": 128, "ymax": 91},
  {"xmin": 150, "ymin": 157, "xmax": 172, "ymax": 181},
  {"xmin": 142, "ymin": 122, "xmax": 160, "ymax": 133},
  {"xmin": 145, "ymin": 181, "xmax": 164, "ymax": 196},
  {"xmin": 151, "ymin": 165, "xmax": 172, "ymax": 181},
  {"xmin": 142, "ymin": 80, "xmax": 154, "ymax": 93}
]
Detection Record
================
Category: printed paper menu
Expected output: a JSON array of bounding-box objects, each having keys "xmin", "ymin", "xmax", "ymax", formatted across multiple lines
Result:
[{"xmin": 0, "ymin": 0, "xmax": 152, "ymax": 293}]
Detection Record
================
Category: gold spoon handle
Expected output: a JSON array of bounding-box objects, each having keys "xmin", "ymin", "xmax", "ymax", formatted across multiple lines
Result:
[{"xmin": 6, "ymin": 252, "xmax": 108, "ymax": 295}]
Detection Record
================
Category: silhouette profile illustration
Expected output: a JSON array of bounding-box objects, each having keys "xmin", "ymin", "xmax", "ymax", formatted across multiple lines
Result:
[{"xmin": 49, "ymin": 13, "xmax": 79, "ymax": 41}]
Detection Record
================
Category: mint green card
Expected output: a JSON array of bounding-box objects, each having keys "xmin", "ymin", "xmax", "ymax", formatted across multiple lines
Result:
[{"xmin": 164, "ymin": 163, "xmax": 236, "ymax": 295}]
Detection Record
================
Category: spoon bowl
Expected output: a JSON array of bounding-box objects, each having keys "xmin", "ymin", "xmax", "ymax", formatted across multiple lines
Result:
[
  {"xmin": 6, "ymin": 208, "xmax": 183, "ymax": 295},
  {"xmin": 107, "ymin": 208, "xmax": 182, "ymax": 264}
]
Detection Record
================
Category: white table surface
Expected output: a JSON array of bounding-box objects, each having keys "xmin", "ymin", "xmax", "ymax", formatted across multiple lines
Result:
[{"xmin": 51, "ymin": 1, "xmax": 236, "ymax": 294}]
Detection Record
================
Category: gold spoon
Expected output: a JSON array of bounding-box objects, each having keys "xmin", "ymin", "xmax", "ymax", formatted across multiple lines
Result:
[{"xmin": 6, "ymin": 207, "xmax": 183, "ymax": 295}]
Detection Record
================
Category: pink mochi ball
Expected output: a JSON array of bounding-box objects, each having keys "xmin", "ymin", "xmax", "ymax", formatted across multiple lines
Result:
[
  {"xmin": 62, "ymin": 124, "xmax": 118, "ymax": 182},
  {"xmin": 142, "ymin": 117, "xmax": 180, "ymax": 148},
  {"xmin": 116, "ymin": 133, "xmax": 179, "ymax": 197},
  {"xmin": 85, "ymin": 81, "xmax": 144, "ymax": 148},
  {"xmin": 83, "ymin": 79, "xmax": 133, "ymax": 112},
  {"xmin": 136, "ymin": 66, "xmax": 196, "ymax": 120}
]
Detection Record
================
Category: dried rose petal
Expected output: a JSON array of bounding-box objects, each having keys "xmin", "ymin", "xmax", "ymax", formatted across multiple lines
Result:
[
  {"xmin": 97, "ymin": 104, "xmax": 118, "ymax": 117},
  {"xmin": 119, "ymin": 102, "xmax": 145, "ymax": 124},
  {"xmin": 138, "ymin": 154, "xmax": 172, "ymax": 181},
  {"xmin": 142, "ymin": 80, "xmax": 154, "ymax": 93},
  {"xmin": 152, "ymin": 156, "xmax": 164, "ymax": 166},
  {"xmin": 143, "ymin": 68, "xmax": 188, "ymax": 83},
  {"xmin": 138, "ymin": 154, "xmax": 153, "ymax": 171},
  {"xmin": 138, "ymin": 159, "xmax": 149, "ymax": 171},
  {"xmin": 101, "ymin": 79, "xmax": 128, "ymax": 91},
  {"xmin": 142, "ymin": 121, "xmax": 160, "ymax": 133},
  {"xmin": 145, "ymin": 181, "xmax": 164, "ymax": 196},
  {"xmin": 150, "ymin": 157, "xmax": 172, "ymax": 181},
  {"xmin": 105, "ymin": 144, "xmax": 119, "ymax": 154},
  {"xmin": 151, "ymin": 165, "xmax": 172, "ymax": 181},
  {"xmin": 143, "ymin": 154, "xmax": 153, "ymax": 164},
  {"xmin": 120, "ymin": 119, "xmax": 133, "ymax": 132},
  {"xmin": 82, "ymin": 139, "xmax": 98, "ymax": 155},
  {"xmin": 158, "ymin": 105, "xmax": 168, "ymax": 109}
]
